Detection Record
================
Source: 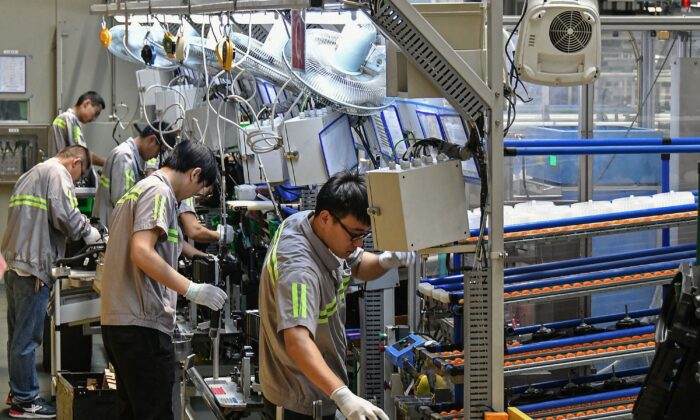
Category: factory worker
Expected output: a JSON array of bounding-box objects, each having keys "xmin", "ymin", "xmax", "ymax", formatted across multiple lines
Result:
[
  {"xmin": 178, "ymin": 185, "xmax": 234, "ymax": 245},
  {"xmin": 1, "ymin": 145, "xmax": 102, "ymax": 418},
  {"xmin": 259, "ymin": 170, "xmax": 414, "ymax": 420},
  {"xmin": 49, "ymin": 91, "xmax": 107, "ymax": 166},
  {"xmin": 93, "ymin": 121, "xmax": 176, "ymax": 228},
  {"xmin": 100, "ymin": 140, "xmax": 227, "ymax": 420}
]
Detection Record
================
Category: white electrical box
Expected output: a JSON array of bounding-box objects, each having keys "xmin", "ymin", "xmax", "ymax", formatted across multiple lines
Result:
[
  {"xmin": 154, "ymin": 86, "xmax": 198, "ymax": 125},
  {"xmin": 184, "ymin": 101, "xmax": 239, "ymax": 150},
  {"xmin": 136, "ymin": 69, "xmax": 168, "ymax": 106},
  {"xmin": 239, "ymin": 118, "xmax": 288, "ymax": 184},
  {"xmin": 366, "ymin": 160, "xmax": 469, "ymax": 251},
  {"xmin": 281, "ymin": 110, "xmax": 358, "ymax": 186}
]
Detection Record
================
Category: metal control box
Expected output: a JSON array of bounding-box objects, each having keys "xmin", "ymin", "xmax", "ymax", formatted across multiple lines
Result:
[
  {"xmin": 239, "ymin": 118, "xmax": 288, "ymax": 184},
  {"xmin": 281, "ymin": 110, "xmax": 358, "ymax": 186},
  {"xmin": 366, "ymin": 160, "xmax": 469, "ymax": 251}
]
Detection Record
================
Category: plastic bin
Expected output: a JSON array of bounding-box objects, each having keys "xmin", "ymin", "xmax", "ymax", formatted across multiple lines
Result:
[{"xmin": 56, "ymin": 372, "xmax": 117, "ymax": 420}]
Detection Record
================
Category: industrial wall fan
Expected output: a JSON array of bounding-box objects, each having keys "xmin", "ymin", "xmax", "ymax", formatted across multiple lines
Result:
[
  {"xmin": 514, "ymin": 0, "xmax": 601, "ymax": 86},
  {"xmin": 281, "ymin": 23, "xmax": 393, "ymax": 116}
]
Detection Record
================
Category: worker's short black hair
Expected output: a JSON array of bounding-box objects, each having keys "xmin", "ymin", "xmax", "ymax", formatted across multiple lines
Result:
[
  {"xmin": 57, "ymin": 145, "xmax": 91, "ymax": 172},
  {"xmin": 163, "ymin": 140, "xmax": 220, "ymax": 188},
  {"xmin": 315, "ymin": 170, "xmax": 370, "ymax": 226},
  {"xmin": 75, "ymin": 91, "xmax": 105, "ymax": 109},
  {"xmin": 135, "ymin": 120, "xmax": 178, "ymax": 149}
]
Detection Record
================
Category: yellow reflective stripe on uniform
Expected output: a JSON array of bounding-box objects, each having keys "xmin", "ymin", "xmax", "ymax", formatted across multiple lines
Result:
[
  {"xmin": 153, "ymin": 194, "xmax": 166, "ymax": 223},
  {"xmin": 9, "ymin": 194, "xmax": 48, "ymax": 211},
  {"xmin": 63, "ymin": 188, "xmax": 78, "ymax": 208},
  {"xmin": 125, "ymin": 169, "xmax": 135, "ymax": 191},
  {"xmin": 318, "ymin": 297, "xmax": 338, "ymax": 324},
  {"xmin": 300, "ymin": 284, "xmax": 307, "ymax": 318},
  {"xmin": 52, "ymin": 118, "xmax": 67, "ymax": 128},
  {"xmin": 116, "ymin": 186, "xmax": 143, "ymax": 204},
  {"xmin": 10, "ymin": 195, "xmax": 47, "ymax": 205},
  {"xmin": 266, "ymin": 221, "xmax": 286, "ymax": 285},
  {"xmin": 292, "ymin": 283, "xmax": 299, "ymax": 318},
  {"xmin": 99, "ymin": 175, "xmax": 111, "ymax": 189},
  {"xmin": 167, "ymin": 228, "xmax": 179, "ymax": 244},
  {"xmin": 339, "ymin": 276, "xmax": 351, "ymax": 298},
  {"xmin": 72, "ymin": 125, "xmax": 81, "ymax": 143}
]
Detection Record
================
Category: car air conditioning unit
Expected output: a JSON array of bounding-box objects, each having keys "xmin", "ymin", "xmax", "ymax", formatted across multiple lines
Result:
[{"xmin": 515, "ymin": 0, "xmax": 601, "ymax": 86}]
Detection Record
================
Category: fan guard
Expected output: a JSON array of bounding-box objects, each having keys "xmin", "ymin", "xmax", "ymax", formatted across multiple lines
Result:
[
  {"xmin": 281, "ymin": 28, "xmax": 392, "ymax": 116},
  {"xmin": 548, "ymin": 11, "xmax": 593, "ymax": 54}
]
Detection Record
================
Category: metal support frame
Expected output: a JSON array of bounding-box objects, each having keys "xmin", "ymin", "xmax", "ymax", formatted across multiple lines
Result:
[
  {"xmin": 359, "ymin": 287, "xmax": 394, "ymax": 410},
  {"xmin": 640, "ymin": 32, "xmax": 656, "ymax": 129}
]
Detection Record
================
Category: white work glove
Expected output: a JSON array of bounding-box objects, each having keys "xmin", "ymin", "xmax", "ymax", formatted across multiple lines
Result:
[
  {"xmin": 184, "ymin": 282, "xmax": 227, "ymax": 310},
  {"xmin": 216, "ymin": 224, "xmax": 234, "ymax": 245},
  {"xmin": 83, "ymin": 226, "xmax": 103, "ymax": 245},
  {"xmin": 378, "ymin": 251, "xmax": 416, "ymax": 270},
  {"xmin": 331, "ymin": 386, "xmax": 389, "ymax": 420}
]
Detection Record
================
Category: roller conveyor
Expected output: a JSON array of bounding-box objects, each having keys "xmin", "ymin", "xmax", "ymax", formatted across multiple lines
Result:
[
  {"xmin": 465, "ymin": 207, "xmax": 697, "ymax": 245},
  {"xmin": 418, "ymin": 266, "xmax": 679, "ymax": 305},
  {"xmin": 518, "ymin": 387, "xmax": 639, "ymax": 420},
  {"xmin": 503, "ymin": 329, "xmax": 656, "ymax": 376}
]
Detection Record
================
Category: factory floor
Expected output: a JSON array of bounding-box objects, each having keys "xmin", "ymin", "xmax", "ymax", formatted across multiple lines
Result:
[{"xmin": 0, "ymin": 279, "xmax": 261, "ymax": 420}]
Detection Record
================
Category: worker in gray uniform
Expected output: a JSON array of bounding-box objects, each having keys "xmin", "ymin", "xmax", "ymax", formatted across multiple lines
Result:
[
  {"xmin": 49, "ymin": 91, "xmax": 107, "ymax": 166},
  {"xmin": 1, "ymin": 145, "xmax": 102, "ymax": 418},
  {"xmin": 178, "ymin": 192, "xmax": 234, "ymax": 245},
  {"xmin": 92, "ymin": 121, "xmax": 176, "ymax": 228},
  {"xmin": 100, "ymin": 140, "xmax": 227, "ymax": 420},
  {"xmin": 259, "ymin": 170, "xmax": 414, "ymax": 420}
]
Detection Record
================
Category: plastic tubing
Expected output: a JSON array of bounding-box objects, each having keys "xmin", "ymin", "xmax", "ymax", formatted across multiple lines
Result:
[
  {"xmin": 505, "ymin": 146, "xmax": 700, "ymax": 156},
  {"xmin": 503, "ymin": 260, "xmax": 691, "ymax": 293},
  {"xmin": 509, "ymin": 367, "xmax": 649, "ymax": 394},
  {"xmin": 505, "ymin": 250, "xmax": 695, "ymax": 284},
  {"xmin": 506, "ymin": 325, "xmax": 654, "ymax": 355},
  {"xmin": 512, "ymin": 308, "xmax": 660, "ymax": 335},
  {"xmin": 503, "ymin": 137, "xmax": 700, "ymax": 147},
  {"xmin": 504, "ymin": 244, "xmax": 695, "ymax": 276},
  {"xmin": 516, "ymin": 387, "xmax": 641, "ymax": 413},
  {"xmin": 470, "ymin": 202, "xmax": 698, "ymax": 236}
]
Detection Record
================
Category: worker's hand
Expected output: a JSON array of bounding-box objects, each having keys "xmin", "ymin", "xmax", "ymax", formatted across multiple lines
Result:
[
  {"xmin": 216, "ymin": 224, "xmax": 234, "ymax": 245},
  {"xmin": 184, "ymin": 282, "xmax": 227, "ymax": 310},
  {"xmin": 378, "ymin": 251, "xmax": 415, "ymax": 270},
  {"xmin": 331, "ymin": 386, "xmax": 388, "ymax": 420},
  {"xmin": 83, "ymin": 226, "xmax": 103, "ymax": 245}
]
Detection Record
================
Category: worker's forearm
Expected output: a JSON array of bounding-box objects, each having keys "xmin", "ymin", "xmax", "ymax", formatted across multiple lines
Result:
[
  {"xmin": 181, "ymin": 241, "xmax": 206, "ymax": 258},
  {"xmin": 187, "ymin": 226, "xmax": 219, "ymax": 243},
  {"xmin": 285, "ymin": 330, "xmax": 345, "ymax": 396},
  {"xmin": 131, "ymin": 244, "xmax": 191, "ymax": 295},
  {"xmin": 91, "ymin": 152, "xmax": 105, "ymax": 167},
  {"xmin": 352, "ymin": 252, "xmax": 387, "ymax": 281}
]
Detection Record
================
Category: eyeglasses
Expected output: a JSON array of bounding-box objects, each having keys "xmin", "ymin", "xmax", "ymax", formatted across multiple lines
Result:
[{"xmin": 330, "ymin": 212, "xmax": 371, "ymax": 242}]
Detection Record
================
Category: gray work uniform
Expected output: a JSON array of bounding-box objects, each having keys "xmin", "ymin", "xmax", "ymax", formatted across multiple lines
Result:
[
  {"xmin": 258, "ymin": 210, "xmax": 362, "ymax": 416},
  {"xmin": 178, "ymin": 197, "xmax": 195, "ymax": 215},
  {"xmin": 49, "ymin": 109, "xmax": 85, "ymax": 156},
  {"xmin": 100, "ymin": 171, "xmax": 183, "ymax": 336},
  {"xmin": 0, "ymin": 158, "xmax": 92, "ymax": 286},
  {"xmin": 93, "ymin": 138, "xmax": 146, "ymax": 227}
]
